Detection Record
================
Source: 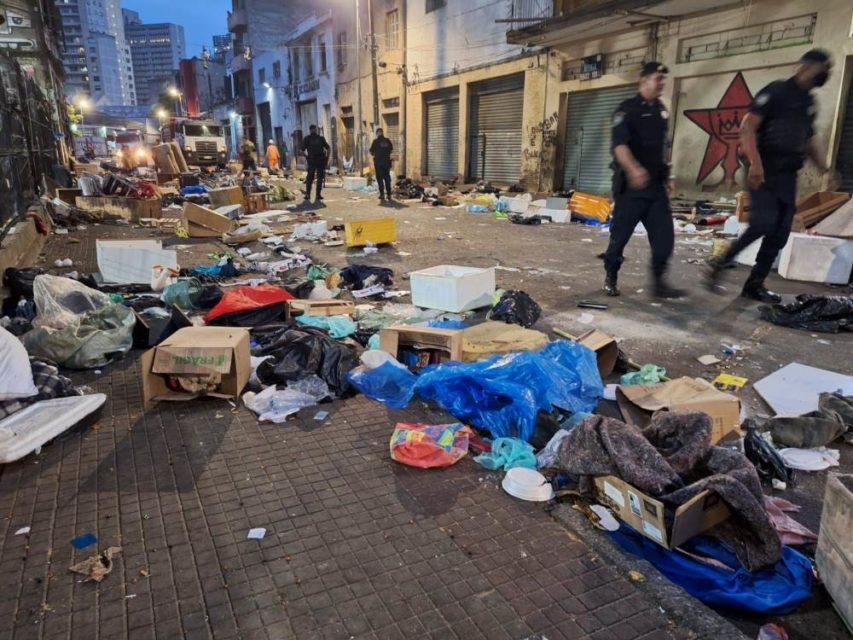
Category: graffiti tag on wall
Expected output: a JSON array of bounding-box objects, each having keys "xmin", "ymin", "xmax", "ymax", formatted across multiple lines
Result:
[{"xmin": 683, "ymin": 72, "xmax": 754, "ymax": 190}]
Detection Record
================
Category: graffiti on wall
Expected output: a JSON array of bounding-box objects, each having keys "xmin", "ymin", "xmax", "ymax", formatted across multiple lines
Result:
[
  {"xmin": 524, "ymin": 111, "xmax": 559, "ymax": 184},
  {"xmin": 683, "ymin": 72, "xmax": 754, "ymax": 189}
]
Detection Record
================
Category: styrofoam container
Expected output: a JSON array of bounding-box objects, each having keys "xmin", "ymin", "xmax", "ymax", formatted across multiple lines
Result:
[
  {"xmin": 778, "ymin": 233, "xmax": 853, "ymax": 284},
  {"xmin": 505, "ymin": 197, "xmax": 530, "ymax": 214},
  {"xmin": 410, "ymin": 265, "xmax": 495, "ymax": 312},
  {"xmin": 501, "ymin": 467, "xmax": 555, "ymax": 502},
  {"xmin": 546, "ymin": 197, "xmax": 568, "ymax": 210},
  {"xmin": 536, "ymin": 208, "xmax": 570, "ymax": 223},
  {"xmin": 343, "ymin": 176, "xmax": 368, "ymax": 191},
  {"xmin": 0, "ymin": 394, "xmax": 106, "ymax": 463}
]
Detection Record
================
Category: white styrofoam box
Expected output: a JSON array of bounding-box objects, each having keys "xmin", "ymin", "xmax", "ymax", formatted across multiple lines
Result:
[
  {"xmin": 505, "ymin": 197, "xmax": 530, "ymax": 214},
  {"xmin": 343, "ymin": 176, "xmax": 368, "ymax": 191},
  {"xmin": 410, "ymin": 265, "xmax": 496, "ymax": 313},
  {"xmin": 546, "ymin": 197, "xmax": 568, "ymax": 210},
  {"xmin": 778, "ymin": 233, "xmax": 853, "ymax": 284},
  {"xmin": 536, "ymin": 208, "xmax": 570, "ymax": 223},
  {"xmin": 0, "ymin": 394, "xmax": 106, "ymax": 463}
]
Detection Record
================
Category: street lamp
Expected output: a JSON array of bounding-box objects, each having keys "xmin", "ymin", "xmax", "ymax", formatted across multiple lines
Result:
[
  {"xmin": 167, "ymin": 86, "xmax": 185, "ymax": 116},
  {"xmin": 75, "ymin": 96, "xmax": 91, "ymax": 128}
]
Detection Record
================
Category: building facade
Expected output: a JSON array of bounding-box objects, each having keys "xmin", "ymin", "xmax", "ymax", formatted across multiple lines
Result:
[
  {"xmin": 55, "ymin": 0, "xmax": 135, "ymax": 105},
  {"xmin": 179, "ymin": 57, "xmax": 228, "ymax": 118},
  {"xmin": 123, "ymin": 10, "xmax": 186, "ymax": 108},
  {"xmin": 212, "ymin": 34, "xmax": 231, "ymax": 62}
]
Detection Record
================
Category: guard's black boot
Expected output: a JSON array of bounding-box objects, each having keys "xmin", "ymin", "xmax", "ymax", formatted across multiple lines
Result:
[
  {"xmin": 652, "ymin": 275, "xmax": 686, "ymax": 299},
  {"xmin": 741, "ymin": 279, "xmax": 781, "ymax": 303},
  {"xmin": 704, "ymin": 257, "xmax": 726, "ymax": 294},
  {"xmin": 604, "ymin": 271, "xmax": 620, "ymax": 297}
]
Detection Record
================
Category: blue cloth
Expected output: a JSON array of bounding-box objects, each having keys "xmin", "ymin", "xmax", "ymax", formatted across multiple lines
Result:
[
  {"xmin": 610, "ymin": 525, "xmax": 813, "ymax": 615},
  {"xmin": 426, "ymin": 319, "xmax": 469, "ymax": 330}
]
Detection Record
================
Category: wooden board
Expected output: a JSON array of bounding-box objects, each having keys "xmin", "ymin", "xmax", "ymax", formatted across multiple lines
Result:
[
  {"xmin": 75, "ymin": 196, "xmax": 162, "ymax": 222},
  {"xmin": 793, "ymin": 191, "xmax": 850, "ymax": 231}
]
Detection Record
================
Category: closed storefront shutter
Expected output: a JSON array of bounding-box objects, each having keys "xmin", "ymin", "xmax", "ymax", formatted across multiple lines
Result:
[
  {"xmin": 383, "ymin": 112, "xmax": 400, "ymax": 154},
  {"xmin": 424, "ymin": 89, "xmax": 459, "ymax": 180},
  {"xmin": 468, "ymin": 74, "xmax": 525, "ymax": 184},
  {"xmin": 562, "ymin": 85, "xmax": 637, "ymax": 194},
  {"xmin": 837, "ymin": 81, "xmax": 853, "ymax": 193}
]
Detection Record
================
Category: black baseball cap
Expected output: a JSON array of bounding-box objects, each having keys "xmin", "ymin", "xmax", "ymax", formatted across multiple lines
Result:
[
  {"xmin": 641, "ymin": 62, "xmax": 669, "ymax": 77},
  {"xmin": 800, "ymin": 48, "xmax": 831, "ymax": 65}
]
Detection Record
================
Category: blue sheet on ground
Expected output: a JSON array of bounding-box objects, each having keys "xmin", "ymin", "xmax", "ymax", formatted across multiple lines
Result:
[{"xmin": 610, "ymin": 525, "xmax": 813, "ymax": 615}]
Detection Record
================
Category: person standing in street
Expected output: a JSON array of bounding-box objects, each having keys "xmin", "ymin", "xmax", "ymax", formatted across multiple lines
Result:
[
  {"xmin": 302, "ymin": 125, "xmax": 330, "ymax": 202},
  {"xmin": 240, "ymin": 138, "xmax": 257, "ymax": 173},
  {"xmin": 370, "ymin": 128, "xmax": 394, "ymax": 202},
  {"xmin": 266, "ymin": 139, "xmax": 281, "ymax": 173},
  {"xmin": 706, "ymin": 49, "xmax": 838, "ymax": 302},
  {"xmin": 603, "ymin": 62, "xmax": 685, "ymax": 299}
]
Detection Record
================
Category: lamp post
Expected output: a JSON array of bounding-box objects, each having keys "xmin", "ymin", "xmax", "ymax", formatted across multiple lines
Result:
[{"xmin": 167, "ymin": 86, "xmax": 185, "ymax": 116}]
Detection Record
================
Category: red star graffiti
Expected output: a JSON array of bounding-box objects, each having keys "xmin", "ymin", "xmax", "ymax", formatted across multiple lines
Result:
[{"xmin": 684, "ymin": 72, "xmax": 754, "ymax": 189}]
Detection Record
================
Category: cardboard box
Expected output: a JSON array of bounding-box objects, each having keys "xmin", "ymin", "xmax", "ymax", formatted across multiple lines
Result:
[
  {"xmin": 288, "ymin": 300, "xmax": 355, "ymax": 318},
  {"xmin": 75, "ymin": 196, "xmax": 162, "ymax": 223},
  {"xmin": 379, "ymin": 325, "xmax": 464, "ymax": 366},
  {"xmin": 778, "ymin": 233, "xmax": 853, "ymax": 284},
  {"xmin": 141, "ymin": 327, "xmax": 251, "ymax": 405},
  {"xmin": 56, "ymin": 188, "xmax": 82, "ymax": 205},
  {"xmin": 816, "ymin": 474, "xmax": 853, "ymax": 631},
  {"xmin": 461, "ymin": 321, "xmax": 549, "ymax": 362},
  {"xmin": 245, "ymin": 193, "xmax": 269, "ymax": 214},
  {"xmin": 616, "ymin": 377, "xmax": 741, "ymax": 444},
  {"xmin": 594, "ymin": 475, "xmax": 730, "ymax": 548},
  {"xmin": 574, "ymin": 328, "xmax": 618, "ymax": 378},
  {"xmin": 208, "ymin": 186, "xmax": 245, "ymax": 208},
  {"xmin": 345, "ymin": 217, "xmax": 397, "ymax": 246},
  {"xmin": 182, "ymin": 202, "xmax": 237, "ymax": 238}
]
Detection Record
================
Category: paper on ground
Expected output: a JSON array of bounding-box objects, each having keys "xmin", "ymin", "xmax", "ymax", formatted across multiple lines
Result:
[{"xmin": 247, "ymin": 528, "xmax": 266, "ymax": 540}]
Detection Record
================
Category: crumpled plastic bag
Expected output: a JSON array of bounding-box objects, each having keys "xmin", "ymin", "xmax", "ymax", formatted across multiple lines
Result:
[
  {"xmin": 347, "ymin": 361, "xmax": 417, "ymax": 409},
  {"xmin": 759, "ymin": 294, "xmax": 853, "ymax": 333},
  {"xmin": 474, "ymin": 437, "xmax": 536, "ymax": 471},
  {"xmin": 620, "ymin": 364, "xmax": 666, "ymax": 385},
  {"xmin": 162, "ymin": 278, "xmax": 203, "ymax": 309},
  {"xmin": 242, "ymin": 375, "xmax": 330, "ymax": 423},
  {"xmin": 390, "ymin": 423, "xmax": 473, "ymax": 468},
  {"xmin": 295, "ymin": 314, "xmax": 357, "ymax": 339},
  {"xmin": 21, "ymin": 275, "xmax": 135, "ymax": 369},
  {"xmin": 0, "ymin": 326, "xmax": 39, "ymax": 400},
  {"xmin": 488, "ymin": 290, "xmax": 541, "ymax": 328},
  {"xmin": 69, "ymin": 546, "xmax": 122, "ymax": 582}
]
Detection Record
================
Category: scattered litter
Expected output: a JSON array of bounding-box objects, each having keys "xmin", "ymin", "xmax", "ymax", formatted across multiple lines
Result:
[
  {"xmin": 754, "ymin": 362, "xmax": 853, "ymax": 417},
  {"xmin": 247, "ymin": 528, "xmax": 266, "ymax": 540},
  {"xmin": 54, "ymin": 258, "xmax": 73, "ymax": 268},
  {"xmin": 712, "ymin": 373, "xmax": 748, "ymax": 393},
  {"xmin": 628, "ymin": 570, "xmax": 646, "ymax": 583},
  {"xmin": 603, "ymin": 384, "xmax": 618, "ymax": 401},
  {"xmin": 501, "ymin": 467, "xmax": 554, "ymax": 502},
  {"xmin": 390, "ymin": 423, "xmax": 474, "ymax": 469},
  {"xmin": 772, "ymin": 479, "xmax": 787, "ymax": 491},
  {"xmin": 578, "ymin": 301, "xmax": 608, "ymax": 310},
  {"xmin": 590, "ymin": 505, "xmax": 620, "ymax": 531},
  {"xmin": 71, "ymin": 533, "xmax": 98, "ymax": 550},
  {"xmin": 69, "ymin": 546, "xmax": 121, "ymax": 582},
  {"xmin": 15, "ymin": 527, "xmax": 30, "ymax": 536},
  {"xmin": 313, "ymin": 411, "xmax": 329, "ymax": 422},
  {"xmin": 697, "ymin": 354, "xmax": 721, "ymax": 366},
  {"xmin": 351, "ymin": 284, "xmax": 386, "ymax": 299},
  {"xmin": 720, "ymin": 342, "xmax": 743, "ymax": 355},
  {"xmin": 620, "ymin": 364, "xmax": 666, "ymax": 386},
  {"xmin": 757, "ymin": 624, "xmax": 789, "ymax": 640}
]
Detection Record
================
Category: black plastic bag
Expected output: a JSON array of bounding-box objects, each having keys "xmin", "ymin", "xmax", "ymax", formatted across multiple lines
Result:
[
  {"xmin": 253, "ymin": 324, "xmax": 359, "ymax": 395},
  {"xmin": 744, "ymin": 428, "xmax": 792, "ymax": 484},
  {"xmin": 194, "ymin": 285, "xmax": 224, "ymax": 310},
  {"xmin": 4, "ymin": 267, "xmax": 44, "ymax": 301},
  {"xmin": 340, "ymin": 264, "xmax": 394, "ymax": 290},
  {"xmin": 489, "ymin": 290, "xmax": 541, "ymax": 328},
  {"xmin": 759, "ymin": 294, "xmax": 853, "ymax": 333},
  {"xmin": 283, "ymin": 279, "xmax": 316, "ymax": 300}
]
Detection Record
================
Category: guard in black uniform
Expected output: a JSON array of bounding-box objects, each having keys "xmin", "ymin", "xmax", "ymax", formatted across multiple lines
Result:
[
  {"xmin": 603, "ymin": 62, "xmax": 684, "ymax": 299},
  {"xmin": 302, "ymin": 125, "xmax": 330, "ymax": 203},
  {"xmin": 369, "ymin": 128, "xmax": 394, "ymax": 201},
  {"xmin": 706, "ymin": 49, "xmax": 837, "ymax": 302}
]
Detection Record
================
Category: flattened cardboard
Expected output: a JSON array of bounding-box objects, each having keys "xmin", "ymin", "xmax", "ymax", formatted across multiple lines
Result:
[
  {"xmin": 208, "ymin": 186, "xmax": 245, "ymax": 208},
  {"xmin": 616, "ymin": 377, "xmax": 741, "ymax": 444},
  {"xmin": 379, "ymin": 325, "xmax": 463, "ymax": 363},
  {"xmin": 182, "ymin": 202, "xmax": 237, "ymax": 237},
  {"xmin": 288, "ymin": 300, "xmax": 356, "ymax": 318},
  {"xmin": 575, "ymin": 328, "xmax": 618, "ymax": 378},
  {"xmin": 142, "ymin": 327, "xmax": 251, "ymax": 405},
  {"xmin": 461, "ymin": 321, "xmax": 548, "ymax": 362},
  {"xmin": 594, "ymin": 476, "xmax": 730, "ymax": 549}
]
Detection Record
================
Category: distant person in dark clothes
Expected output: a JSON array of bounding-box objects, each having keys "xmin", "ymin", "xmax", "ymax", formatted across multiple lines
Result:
[
  {"xmin": 370, "ymin": 128, "xmax": 394, "ymax": 201},
  {"xmin": 302, "ymin": 125, "xmax": 330, "ymax": 202},
  {"xmin": 603, "ymin": 62, "xmax": 685, "ymax": 299},
  {"xmin": 240, "ymin": 138, "xmax": 257, "ymax": 172},
  {"xmin": 706, "ymin": 49, "xmax": 839, "ymax": 303}
]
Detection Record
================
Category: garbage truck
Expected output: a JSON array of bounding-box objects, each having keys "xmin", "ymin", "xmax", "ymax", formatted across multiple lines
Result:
[{"xmin": 160, "ymin": 117, "xmax": 227, "ymax": 167}]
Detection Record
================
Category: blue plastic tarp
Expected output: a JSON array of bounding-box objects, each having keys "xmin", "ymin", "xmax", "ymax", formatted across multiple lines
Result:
[
  {"xmin": 346, "ymin": 361, "xmax": 417, "ymax": 410},
  {"xmin": 610, "ymin": 525, "xmax": 813, "ymax": 615}
]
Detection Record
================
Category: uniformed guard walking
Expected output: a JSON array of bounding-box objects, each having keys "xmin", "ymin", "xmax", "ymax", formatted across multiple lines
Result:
[
  {"xmin": 369, "ymin": 128, "xmax": 394, "ymax": 202},
  {"xmin": 706, "ymin": 49, "xmax": 838, "ymax": 302},
  {"xmin": 302, "ymin": 125, "xmax": 330, "ymax": 203},
  {"xmin": 603, "ymin": 62, "xmax": 685, "ymax": 299}
]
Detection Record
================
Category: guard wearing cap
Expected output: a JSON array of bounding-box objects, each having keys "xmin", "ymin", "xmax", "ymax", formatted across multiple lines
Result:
[
  {"xmin": 706, "ymin": 49, "xmax": 838, "ymax": 302},
  {"xmin": 603, "ymin": 62, "xmax": 685, "ymax": 299}
]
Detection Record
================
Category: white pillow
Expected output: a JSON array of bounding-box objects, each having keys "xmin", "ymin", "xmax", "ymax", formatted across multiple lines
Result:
[{"xmin": 0, "ymin": 326, "xmax": 39, "ymax": 401}]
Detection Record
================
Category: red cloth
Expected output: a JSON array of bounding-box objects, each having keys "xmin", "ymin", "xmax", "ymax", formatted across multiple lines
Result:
[{"xmin": 205, "ymin": 285, "xmax": 293, "ymax": 324}]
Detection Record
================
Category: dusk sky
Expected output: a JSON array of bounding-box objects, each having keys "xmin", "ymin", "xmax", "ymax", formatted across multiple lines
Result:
[{"xmin": 122, "ymin": 0, "xmax": 232, "ymax": 59}]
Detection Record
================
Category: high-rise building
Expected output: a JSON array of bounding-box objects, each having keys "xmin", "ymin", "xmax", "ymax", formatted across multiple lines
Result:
[
  {"xmin": 124, "ymin": 11, "xmax": 186, "ymax": 108},
  {"xmin": 212, "ymin": 34, "xmax": 232, "ymax": 62},
  {"xmin": 54, "ymin": 0, "xmax": 136, "ymax": 105}
]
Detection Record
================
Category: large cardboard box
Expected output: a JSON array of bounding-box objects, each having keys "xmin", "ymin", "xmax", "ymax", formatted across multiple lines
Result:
[
  {"xmin": 816, "ymin": 474, "xmax": 853, "ymax": 631},
  {"xmin": 208, "ymin": 186, "xmax": 245, "ymax": 208},
  {"xmin": 573, "ymin": 328, "xmax": 618, "ymax": 378},
  {"xmin": 379, "ymin": 325, "xmax": 463, "ymax": 367},
  {"xmin": 345, "ymin": 217, "xmax": 397, "ymax": 246},
  {"xmin": 182, "ymin": 202, "xmax": 237, "ymax": 238},
  {"xmin": 594, "ymin": 476, "xmax": 730, "ymax": 548},
  {"xmin": 141, "ymin": 327, "xmax": 251, "ymax": 405},
  {"xmin": 616, "ymin": 377, "xmax": 741, "ymax": 444},
  {"xmin": 75, "ymin": 196, "xmax": 161, "ymax": 223}
]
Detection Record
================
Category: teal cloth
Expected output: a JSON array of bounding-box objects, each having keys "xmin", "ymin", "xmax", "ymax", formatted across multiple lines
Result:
[
  {"xmin": 295, "ymin": 314, "xmax": 356, "ymax": 339},
  {"xmin": 474, "ymin": 437, "xmax": 536, "ymax": 471}
]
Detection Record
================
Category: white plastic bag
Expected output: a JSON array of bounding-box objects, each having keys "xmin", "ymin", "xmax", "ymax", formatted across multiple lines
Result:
[{"xmin": 0, "ymin": 326, "xmax": 38, "ymax": 401}]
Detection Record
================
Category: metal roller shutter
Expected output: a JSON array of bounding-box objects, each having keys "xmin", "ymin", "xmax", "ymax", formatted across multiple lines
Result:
[
  {"xmin": 468, "ymin": 74, "xmax": 525, "ymax": 184},
  {"xmin": 837, "ymin": 81, "xmax": 853, "ymax": 193},
  {"xmin": 562, "ymin": 85, "xmax": 637, "ymax": 194},
  {"xmin": 424, "ymin": 89, "xmax": 459, "ymax": 180},
  {"xmin": 383, "ymin": 112, "xmax": 400, "ymax": 154}
]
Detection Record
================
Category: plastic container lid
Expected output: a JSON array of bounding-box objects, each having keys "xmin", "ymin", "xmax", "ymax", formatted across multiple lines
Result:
[{"xmin": 501, "ymin": 467, "xmax": 554, "ymax": 502}]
